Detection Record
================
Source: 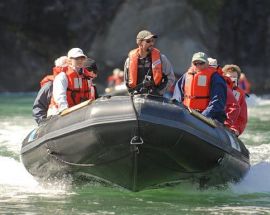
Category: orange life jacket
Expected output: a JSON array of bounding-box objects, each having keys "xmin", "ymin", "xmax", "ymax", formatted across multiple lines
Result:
[
  {"xmin": 128, "ymin": 48, "xmax": 162, "ymax": 88},
  {"xmin": 183, "ymin": 66, "xmax": 216, "ymax": 111},
  {"xmin": 40, "ymin": 75, "xmax": 54, "ymax": 87},
  {"xmin": 40, "ymin": 66, "xmax": 68, "ymax": 87},
  {"xmin": 53, "ymin": 66, "xmax": 68, "ymax": 76},
  {"xmin": 49, "ymin": 67, "xmax": 96, "ymax": 110}
]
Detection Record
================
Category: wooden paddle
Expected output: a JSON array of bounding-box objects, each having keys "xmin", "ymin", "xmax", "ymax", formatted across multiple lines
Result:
[{"xmin": 60, "ymin": 99, "xmax": 93, "ymax": 116}]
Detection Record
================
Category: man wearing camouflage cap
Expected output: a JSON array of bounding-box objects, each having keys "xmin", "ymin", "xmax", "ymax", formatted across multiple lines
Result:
[
  {"xmin": 173, "ymin": 52, "xmax": 227, "ymax": 123},
  {"xmin": 124, "ymin": 30, "xmax": 175, "ymax": 95}
]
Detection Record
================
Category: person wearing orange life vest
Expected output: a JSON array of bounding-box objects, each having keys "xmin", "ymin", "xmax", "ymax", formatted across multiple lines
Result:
[
  {"xmin": 223, "ymin": 65, "xmax": 248, "ymax": 136},
  {"xmin": 32, "ymin": 56, "xmax": 68, "ymax": 124},
  {"xmin": 124, "ymin": 30, "xmax": 175, "ymax": 95},
  {"xmin": 208, "ymin": 58, "xmax": 241, "ymax": 133},
  {"xmin": 173, "ymin": 52, "xmax": 227, "ymax": 123},
  {"xmin": 47, "ymin": 48, "xmax": 97, "ymax": 116}
]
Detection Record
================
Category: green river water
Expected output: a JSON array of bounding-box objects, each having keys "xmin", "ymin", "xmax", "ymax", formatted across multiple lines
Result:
[{"xmin": 0, "ymin": 93, "xmax": 270, "ymax": 215}]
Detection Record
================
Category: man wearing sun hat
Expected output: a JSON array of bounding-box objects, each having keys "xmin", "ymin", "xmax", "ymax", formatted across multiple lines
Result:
[
  {"xmin": 173, "ymin": 52, "xmax": 227, "ymax": 123},
  {"xmin": 47, "ymin": 48, "xmax": 97, "ymax": 116},
  {"xmin": 124, "ymin": 30, "xmax": 175, "ymax": 95}
]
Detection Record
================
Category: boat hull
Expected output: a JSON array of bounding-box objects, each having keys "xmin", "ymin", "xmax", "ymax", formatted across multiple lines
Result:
[{"xmin": 21, "ymin": 95, "xmax": 250, "ymax": 191}]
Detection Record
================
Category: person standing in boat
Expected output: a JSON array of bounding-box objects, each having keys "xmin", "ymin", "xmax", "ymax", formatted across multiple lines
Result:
[
  {"xmin": 47, "ymin": 48, "xmax": 97, "ymax": 116},
  {"xmin": 124, "ymin": 30, "xmax": 175, "ymax": 95},
  {"xmin": 173, "ymin": 52, "xmax": 227, "ymax": 123},
  {"xmin": 223, "ymin": 65, "xmax": 248, "ymax": 136}
]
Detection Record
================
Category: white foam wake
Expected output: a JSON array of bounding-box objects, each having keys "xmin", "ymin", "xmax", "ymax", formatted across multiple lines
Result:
[
  {"xmin": 0, "ymin": 117, "xmax": 35, "ymax": 153},
  {"xmin": 232, "ymin": 162, "xmax": 270, "ymax": 193}
]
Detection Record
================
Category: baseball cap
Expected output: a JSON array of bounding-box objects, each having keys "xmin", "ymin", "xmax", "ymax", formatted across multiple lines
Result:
[
  {"xmin": 192, "ymin": 52, "xmax": 208, "ymax": 63},
  {"xmin": 67, "ymin": 48, "xmax": 87, "ymax": 59},
  {"xmin": 207, "ymin": 57, "xmax": 218, "ymax": 67},
  {"xmin": 136, "ymin": 30, "xmax": 158, "ymax": 40}
]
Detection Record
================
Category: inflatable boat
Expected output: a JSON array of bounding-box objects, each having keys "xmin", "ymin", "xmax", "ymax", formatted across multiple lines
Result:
[{"xmin": 21, "ymin": 94, "xmax": 250, "ymax": 191}]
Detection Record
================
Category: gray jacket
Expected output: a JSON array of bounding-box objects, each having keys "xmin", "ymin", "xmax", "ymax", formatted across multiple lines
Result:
[{"xmin": 32, "ymin": 81, "xmax": 53, "ymax": 124}]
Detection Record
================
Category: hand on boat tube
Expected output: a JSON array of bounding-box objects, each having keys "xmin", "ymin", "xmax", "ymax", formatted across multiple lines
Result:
[
  {"xmin": 58, "ymin": 107, "xmax": 68, "ymax": 115},
  {"xmin": 231, "ymin": 129, "xmax": 240, "ymax": 136}
]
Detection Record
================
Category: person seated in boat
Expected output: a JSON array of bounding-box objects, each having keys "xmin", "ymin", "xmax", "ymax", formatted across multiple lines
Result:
[
  {"xmin": 208, "ymin": 58, "xmax": 241, "ymax": 134},
  {"xmin": 107, "ymin": 68, "xmax": 124, "ymax": 88},
  {"xmin": 105, "ymin": 68, "xmax": 125, "ymax": 93},
  {"xmin": 223, "ymin": 65, "xmax": 248, "ymax": 136},
  {"xmin": 124, "ymin": 30, "xmax": 175, "ymax": 95},
  {"xmin": 239, "ymin": 72, "xmax": 251, "ymax": 94},
  {"xmin": 46, "ymin": 48, "xmax": 97, "ymax": 117},
  {"xmin": 32, "ymin": 56, "xmax": 68, "ymax": 124},
  {"xmin": 172, "ymin": 52, "xmax": 227, "ymax": 123}
]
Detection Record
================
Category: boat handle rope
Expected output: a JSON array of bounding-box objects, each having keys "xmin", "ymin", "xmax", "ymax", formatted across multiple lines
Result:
[
  {"xmin": 46, "ymin": 147, "xmax": 132, "ymax": 167},
  {"xmin": 130, "ymin": 94, "xmax": 144, "ymax": 154}
]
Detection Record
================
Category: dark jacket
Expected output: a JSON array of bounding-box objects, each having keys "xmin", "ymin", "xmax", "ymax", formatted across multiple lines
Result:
[
  {"xmin": 32, "ymin": 81, "xmax": 53, "ymax": 124},
  {"xmin": 173, "ymin": 72, "xmax": 227, "ymax": 123}
]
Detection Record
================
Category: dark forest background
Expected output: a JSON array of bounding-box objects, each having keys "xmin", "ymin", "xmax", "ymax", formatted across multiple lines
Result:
[{"xmin": 0, "ymin": 0, "xmax": 269, "ymax": 94}]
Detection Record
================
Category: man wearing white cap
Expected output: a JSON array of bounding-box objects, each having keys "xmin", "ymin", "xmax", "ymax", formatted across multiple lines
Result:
[
  {"xmin": 124, "ymin": 30, "xmax": 175, "ymax": 95},
  {"xmin": 47, "ymin": 48, "xmax": 96, "ymax": 116},
  {"xmin": 173, "ymin": 52, "xmax": 227, "ymax": 123}
]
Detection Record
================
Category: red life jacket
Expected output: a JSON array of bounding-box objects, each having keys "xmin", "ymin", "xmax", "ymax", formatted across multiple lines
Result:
[
  {"xmin": 223, "ymin": 76, "xmax": 234, "ymax": 89},
  {"xmin": 128, "ymin": 48, "xmax": 162, "ymax": 88},
  {"xmin": 231, "ymin": 86, "xmax": 248, "ymax": 135},
  {"xmin": 183, "ymin": 66, "xmax": 216, "ymax": 111},
  {"xmin": 239, "ymin": 76, "xmax": 251, "ymax": 94},
  {"xmin": 40, "ymin": 75, "xmax": 54, "ymax": 87},
  {"xmin": 49, "ymin": 67, "xmax": 96, "ymax": 111}
]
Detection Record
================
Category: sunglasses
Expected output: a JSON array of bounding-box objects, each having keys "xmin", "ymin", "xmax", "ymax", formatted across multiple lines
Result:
[
  {"xmin": 144, "ymin": 39, "xmax": 155, "ymax": 43},
  {"xmin": 86, "ymin": 67, "xmax": 97, "ymax": 74},
  {"xmin": 193, "ymin": 62, "xmax": 205, "ymax": 66}
]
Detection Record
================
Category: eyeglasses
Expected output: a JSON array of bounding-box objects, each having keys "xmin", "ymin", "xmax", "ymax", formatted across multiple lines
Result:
[{"xmin": 193, "ymin": 62, "xmax": 205, "ymax": 66}]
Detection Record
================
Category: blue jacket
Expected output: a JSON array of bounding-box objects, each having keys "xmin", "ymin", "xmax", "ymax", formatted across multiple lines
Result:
[{"xmin": 173, "ymin": 72, "xmax": 227, "ymax": 123}]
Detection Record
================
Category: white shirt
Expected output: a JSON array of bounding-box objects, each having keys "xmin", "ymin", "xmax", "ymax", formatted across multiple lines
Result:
[{"xmin": 52, "ymin": 72, "xmax": 69, "ymax": 112}]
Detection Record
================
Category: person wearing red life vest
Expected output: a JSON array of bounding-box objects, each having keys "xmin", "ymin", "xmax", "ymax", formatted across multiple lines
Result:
[
  {"xmin": 223, "ymin": 65, "xmax": 248, "ymax": 136},
  {"xmin": 124, "ymin": 30, "xmax": 175, "ymax": 95},
  {"xmin": 47, "ymin": 48, "xmax": 97, "ymax": 117},
  {"xmin": 107, "ymin": 68, "xmax": 124, "ymax": 88},
  {"xmin": 239, "ymin": 73, "xmax": 251, "ymax": 94},
  {"xmin": 208, "ymin": 58, "xmax": 241, "ymax": 133},
  {"xmin": 173, "ymin": 52, "xmax": 227, "ymax": 123},
  {"xmin": 32, "ymin": 56, "xmax": 68, "ymax": 124}
]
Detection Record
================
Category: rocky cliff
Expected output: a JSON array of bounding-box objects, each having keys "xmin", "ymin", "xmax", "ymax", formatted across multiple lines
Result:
[{"xmin": 0, "ymin": 0, "xmax": 269, "ymax": 93}]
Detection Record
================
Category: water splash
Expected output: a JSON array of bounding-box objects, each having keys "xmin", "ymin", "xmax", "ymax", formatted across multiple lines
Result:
[
  {"xmin": 232, "ymin": 162, "xmax": 270, "ymax": 193},
  {"xmin": 0, "ymin": 117, "xmax": 35, "ymax": 154},
  {"xmin": 0, "ymin": 156, "xmax": 73, "ymax": 198}
]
